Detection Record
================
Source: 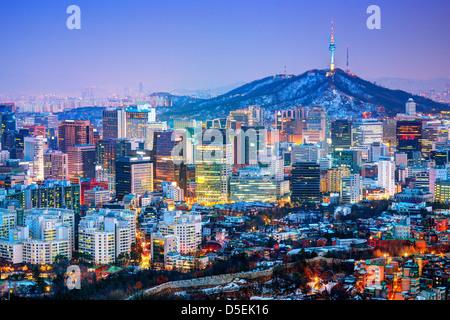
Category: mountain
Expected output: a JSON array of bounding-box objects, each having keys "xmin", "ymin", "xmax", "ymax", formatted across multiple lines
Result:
[
  {"xmin": 157, "ymin": 68, "xmax": 450, "ymax": 121},
  {"xmin": 171, "ymin": 81, "xmax": 246, "ymax": 99}
]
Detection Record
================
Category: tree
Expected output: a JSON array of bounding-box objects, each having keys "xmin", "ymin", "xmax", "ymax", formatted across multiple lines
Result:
[
  {"xmin": 52, "ymin": 254, "xmax": 72, "ymax": 296},
  {"xmin": 117, "ymin": 252, "xmax": 130, "ymax": 266},
  {"xmin": 130, "ymin": 243, "xmax": 142, "ymax": 263},
  {"xmin": 31, "ymin": 266, "xmax": 47, "ymax": 293},
  {"xmin": 330, "ymin": 282, "xmax": 351, "ymax": 300},
  {"xmin": 266, "ymin": 237, "xmax": 277, "ymax": 248},
  {"xmin": 54, "ymin": 254, "xmax": 69, "ymax": 265}
]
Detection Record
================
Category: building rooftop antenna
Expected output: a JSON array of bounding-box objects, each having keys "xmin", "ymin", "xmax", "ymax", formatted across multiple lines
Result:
[{"xmin": 346, "ymin": 45, "xmax": 350, "ymax": 74}]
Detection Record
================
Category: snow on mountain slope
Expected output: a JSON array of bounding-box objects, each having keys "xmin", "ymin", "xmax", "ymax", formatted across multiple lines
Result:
[{"xmin": 159, "ymin": 68, "xmax": 450, "ymax": 121}]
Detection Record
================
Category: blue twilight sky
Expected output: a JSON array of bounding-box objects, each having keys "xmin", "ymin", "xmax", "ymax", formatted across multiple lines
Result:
[{"xmin": 0, "ymin": 0, "xmax": 449, "ymax": 96}]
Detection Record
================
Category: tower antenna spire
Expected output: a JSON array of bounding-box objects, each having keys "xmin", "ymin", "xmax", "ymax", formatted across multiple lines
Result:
[
  {"xmin": 331, "ymin": 19, "xmax": 334, "ymax": 42},
  {"xmin": 346, "ymin": 45, "xmax": 350, "ymax": 74},
  {"xmin": 329, "ymin": 19, "xmax": 336, "ymax": 72}
]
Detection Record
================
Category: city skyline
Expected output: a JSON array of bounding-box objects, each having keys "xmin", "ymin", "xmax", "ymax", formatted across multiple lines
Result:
[
  {"xmin": 2, "ymin": 0, "xmax": 450, "ymax": 307},
  {"xmin": 0, "ymin": 0, "xmax": 449, "ymax": 97}
]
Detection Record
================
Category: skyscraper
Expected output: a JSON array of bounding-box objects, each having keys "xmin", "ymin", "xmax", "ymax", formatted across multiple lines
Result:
[
  {"xmin": 333, "ymin": 149, "xmax": 361, "ymax": 174},
  {"xmin": 230, "ymin": 167, "xmax": 279, "ymax": 202},
  {"xmin": 292, "ymin": 143, "xmax": 319, "ymax": 163},
  {"xmin": 327, "ymin": 166, "xmax": 351, "ymax": 193},
  {"xmin": 236, "ymin": 125, "xmax": 267, "ymax": 165},
  {"xmin": 58, "ymin": 120, "xmax": 94, "ymax": 153},
  {"xmin": 44, "ymin": 150, "xmax": 69, "ymax": 181},
  {"xmin": 96, "ymin": 139, "xmax": 132, "ymax": 192},
  {"xmin": 352, "ymin": 119, "xmax": 383, "ymax": 147},
  {"xmin": 153, "ymin": 130, "xmax": 185, "ymax": 191},
  {"xmin": 396, "ymin": 120, "xmax": 422, "ymax": 164},
  {"xmin": 377, "ymin": 156, "xmax": 396, "ymax": 198},
  {"xmin": 102, "ymin": 108, "xmax": 126, "ymax": 139},
  {"xmin": 291, "ymin": 162, "xmax": 321, "ymax": 204},
  {"xmin": 405, "ymin": 98, "xmax": 416, "ymax": 115},
  {"xmin": 340, "ymin": 173, "xmax": 361, "ymax": 203},
  {"xmin": 125, "ymin": 104, "xmax": 156, "ymax": 140},
  {"xmin": 24, "ymin": 136, "xmax": 45, "ymax": 182},
  {"xmin": 331, "ymin": 119, "xmax": 352, "ymax": 152},
  {"xmin": 67, "ymin": 144, "xmax": 96, "ymax": 180},
  {"xmin": 115, "ymin": 156, "xmax": 153, "ymax": 201},
  {"xmin": 195, "ymin": 129, "xmax": 233, "ymax": 204},
  {"xmin": 1, "ymin": 112, "xmax": 17, "ymax": 135}
]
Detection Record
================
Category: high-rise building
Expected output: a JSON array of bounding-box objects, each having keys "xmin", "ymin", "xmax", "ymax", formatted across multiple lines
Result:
[
  {"xmin": 96, "ymin": 139, "xmax": 132, "ymax": 192},
  {"xmin": 0, "ymin": 209, "xmax": 16, "ymax": 238},
  {"xmin": 78, "ymin": 209, "xmax": 135, "ymax": 264},
  {"xmin": 125, "ymin": 104, "xmax": 156, "ymax": 140},
  {"xmin": 153, "ymin": 130, "xmax": 185, "ymax": 190},
  {"xmin": 274, "ymin": 106, "xmax": 307, "ymax": 135},
  {"xmin": 14, "ymin": 128, "xmax": 30, "ymax": 151},
  {"xmin": 421, "ymin": 121, "xmax": 448, "ymax": 159},
  {"xmin": 158, "ymin": 211, "xmax": 202, "ymax": 255},
  {"xmin": 331, "ymin": 119, "xmax": 352, "ymax": 152},
  {"xmin": 80, "ymin": 179, "xmax": 109, "ymax": 206},
  {"xmin": 369, "ymin": 142, "xmax": 389, "ymax": 162},
  {"xmin": 304, "ymin": 106, "xmax": 328, "ymax": 142},
  {"xmin": 340, "ymin": 173, "xmax": 361, "ymax": 203},
  {"xmin": 102, "ymin": 108, "xmax": 126, "ymax": 139},
  {"xmin": 23, "ymin": 125, "xmax": 46, "ymax": 138},
  {"xmin": 333, "ymin": 149, "xmax": 361, "ymax": 174},
  {"xmin": 327, "ymin": 166, "xmax": 351, "ymax": 193},
  {"xmin": 377, "ymin": 156, "xmax": 396, "ymax": 198},
  {"xmin": 382, "ymin": 119, "xmax": 397, "ymax": 147},
  {"xmin": 430, "ymin": 150, "xmax": 449, "ymax": 167},
  {"xmin": 24, "ymin": 208, "xmax": 75, "ymax": 250},
  {"xmin": 352, "ymin": 119, "xmax": 383, "ymax": 147},
  {"xmin": 17, "ymin": 208, "xmax": 75, "ymax": 264},
  {"xmin": 435, "ymin": 181, "xmax": 450, "ymax": 203},
  {"xmin": 67, "ymin": 144, "xmax": 96, "ymax": 180},
  {"xmin": 161, "ymin": 181, "xmax": 185, "ymax": 202},
  {"xmin": 405, "ymin": 98, "xmax": 416, "ymax": 115},
  {"xmin": 396, "ymin": 120, "xmax": 422, "ymax": 164},
  {"xmin": 44, "ymin": 150, "xmax": 69, "ymax": 181},
  {"xmin": 195, "ymin": 129, "xmax": 233, "ymax": 204},
  {"xmin": 291, "ymin": 162, "xmax": 321, "ymax": 204},
  {"xmin": 229, "ymin": 109, "xmax": 253, "ymax": 126},
  {"xmin": 292, "ymin": 143, "xmax": 319, "ymax": 163},
  {"xmin": 24, "ymin": 136, "xmax": 45, "ymax": 182},
  {"xmin": 150, "ymin": 233, "xmax": 178, "ymax": 268},
  {"xmin": 1, "ymin": 112, "xmax": 16, "ymax": 135},
  {"xmin": 236, "ymin": 125, "xmax": 267, "ymax": 165},
  {"xmin": 395, "ymin": 152, "xmax": 408, "ymax": 167},
  {"xmin": 6, "ymin": 180, "xmax": 80, "ymax": 213},
  {"xmin": 257, "ymin": 154, "xmax": 284, "ymax": 182},
  {"xmin": 115, "ymin": 156, "xmax": 153, "ymax": 201},
  {"xmin": 58, "ymin": 120, "xmax": 94, "ymax": 153},
  {"xmin": 230, "ymin": 167, "xmax": 285, "ymax": 202},
  {"xmin": 228, "ymin": 105, "xmax": 264, "ymax": 127},
  {"xmin": 413, "ymin": 171, "xmax": 429, "ymax": 190}
]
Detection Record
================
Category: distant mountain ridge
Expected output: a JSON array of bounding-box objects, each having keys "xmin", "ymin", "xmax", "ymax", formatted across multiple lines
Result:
[
  {"xmin": 368, "ymin": 77, "xmax": 450, "ymax": 94},
  {"xmin": 158, "ymin": 68, "xmax": 450, "ymax": 121}
]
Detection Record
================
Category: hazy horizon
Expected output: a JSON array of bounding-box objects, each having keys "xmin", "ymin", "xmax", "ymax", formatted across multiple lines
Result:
[{"xmin": 0, "ymin": 0, "xmax": 449, "ymax": 97}]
